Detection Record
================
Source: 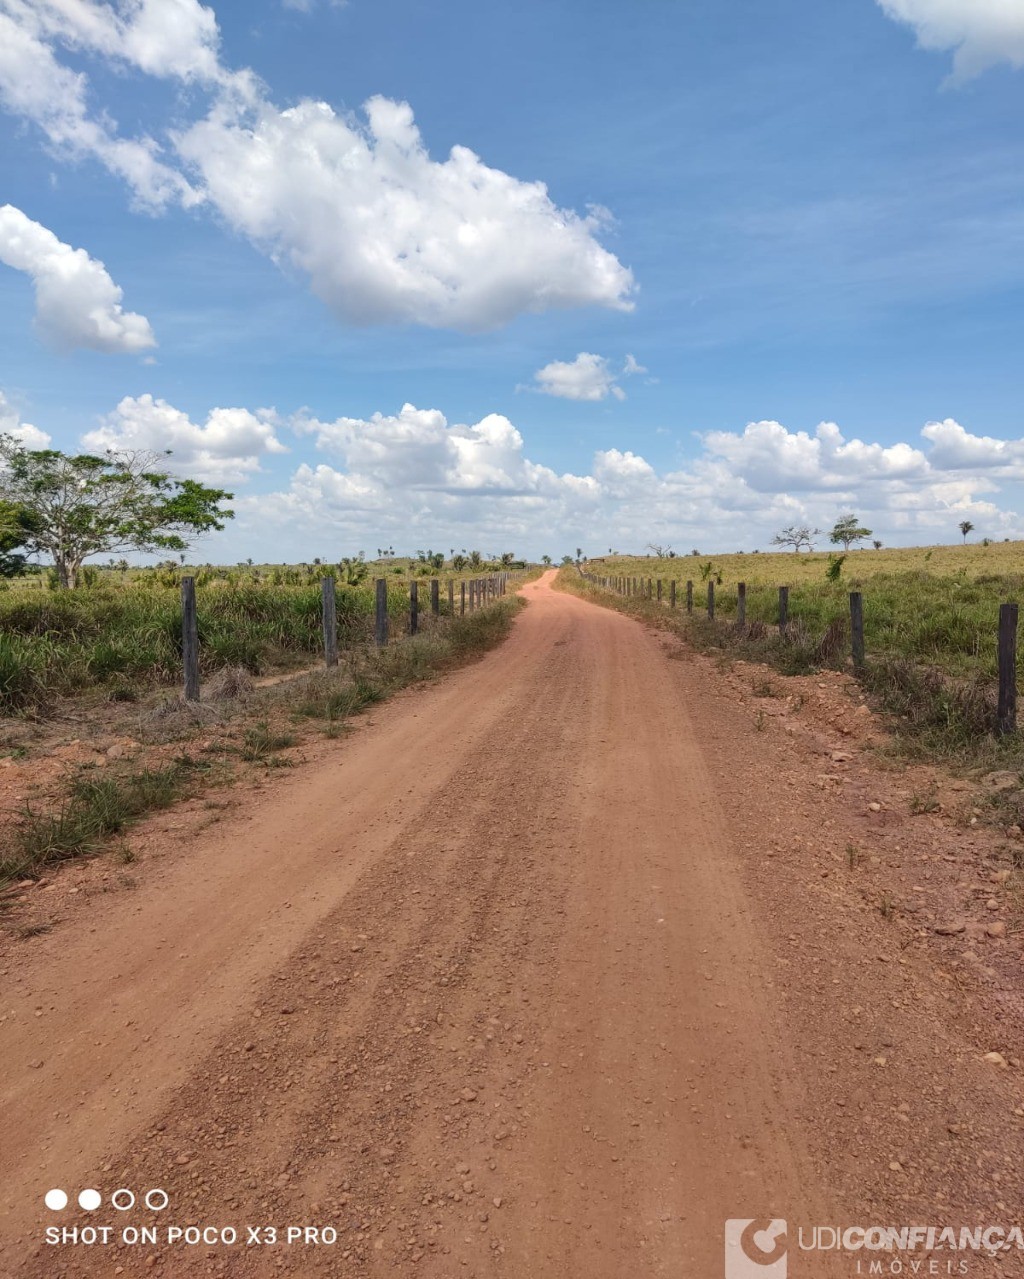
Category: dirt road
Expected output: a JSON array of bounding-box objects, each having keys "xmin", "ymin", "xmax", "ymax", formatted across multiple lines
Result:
[{"xmin": 3, "ymin": 571, "xmax": 1022, "ymax": 1278}]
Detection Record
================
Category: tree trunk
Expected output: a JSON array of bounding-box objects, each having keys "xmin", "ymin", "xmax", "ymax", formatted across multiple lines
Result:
[{"xmin": 55, "ymin": 556, "xmax": 81, "ymax": 589}]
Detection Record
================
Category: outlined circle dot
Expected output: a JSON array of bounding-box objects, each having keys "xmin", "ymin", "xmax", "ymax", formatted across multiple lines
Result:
[
  {"xmin": 111, "ymin": 1189, "xmax": 135, "ymax": 1211},
  {"xmin": 44, "ymin": 1189, "xmax": 67, "ymax": 1211},
  {"xmin": 144, "ymin": 1188, "xmax": 169, "ymax": 1211},
  {"xmin": 78, "ymin": 1189, "xmax": 101, "ymax": 1211}
]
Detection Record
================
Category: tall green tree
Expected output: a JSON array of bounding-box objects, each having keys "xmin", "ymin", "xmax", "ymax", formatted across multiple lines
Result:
[
  {"xmin": 830, "ymin": 513, "xmax": 872, "ymax": 550},
  {"xmin": 0, "ymin": 437, "xmax": 233, "ymax": 588},
  {"xmin": 0, "ymin": 499, "xmax": 38, "ymax": 577},
  {"xmin": 959, "ymin": 520, "xmax": 974, "ymax": 543}
]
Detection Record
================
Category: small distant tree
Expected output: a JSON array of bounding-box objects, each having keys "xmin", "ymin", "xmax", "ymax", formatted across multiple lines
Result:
[
  {"xmin": 499, "ymin": 551, "xmax": 515, "ymax": 567},
  {"xmin": 452, "ymin": 553, "xmax": 467, "ymax": 571},
  {"xmin": 771, "ymin": 525, "xmax": 821, "ymax": 553},
  {"xmin": 872, "ymin": 539, "xmax": 882, "ymax": 550},
  {"xmin": 468, "ymin": 550, "xmax": 482, "ymax": 568},
  {"xmin": 959, "ymin": 520, "xmax": 974, "ymax": 543},
  {"xmin": 0, "ymin": 437, "xmax": 232, "ymax": 588},
  {"xmin": 541, "ymin": 554, "xmax": 552, "ymax": 566},
  {"xmin": 339, "ymin": 553, "xmax": 368, "ymax": 585},
  {"xmin": 830, "ymin": 514, "xmax": 872, "ymax": 551},
  {"xmin": 646, "ymin": 542, "xmax": 673, "ymax": 558}
]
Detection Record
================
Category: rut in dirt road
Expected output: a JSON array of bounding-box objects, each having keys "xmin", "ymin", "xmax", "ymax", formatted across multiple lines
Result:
[{"xmin": 4, "ymin": 571, "xmax": 846, "ymax": 1278}]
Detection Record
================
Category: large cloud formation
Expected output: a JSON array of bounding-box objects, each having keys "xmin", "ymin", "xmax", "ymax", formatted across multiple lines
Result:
[
  {"xmin": 0, "ymin": 0, "xmax": 634, "ymax": 329},
  {"xmin": 0, "ymin": 204, "xmax": 156, "ymax": 353},
  {"xmin": 877, "ymin": 0, "xmax": 1024, "ymax": 78},
  {"xmin": 81, "ymin": 393, "xmax": 286, "ymax": 484},
  {"xmin": 231, "ymin": 407, "xmax": 1024, "ymax": 558},
  {"xmin": 10, "ymin": 390, "xmax": 1021, "ymax": 558}
]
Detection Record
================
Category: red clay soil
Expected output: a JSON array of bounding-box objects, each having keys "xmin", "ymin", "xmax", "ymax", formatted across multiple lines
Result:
[{"xmin": 2, "ymin": 571, "xmax": 1023, "ymax": 1278}]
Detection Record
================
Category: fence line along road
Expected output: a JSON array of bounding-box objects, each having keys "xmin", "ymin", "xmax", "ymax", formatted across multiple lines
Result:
[
  {"xmin": 179, "ymin": 570, "xmax": 521, "ymax": 703},
  {"xmin": 581, "ymin": 570, "xmax": 1020, "ymax": 736}
]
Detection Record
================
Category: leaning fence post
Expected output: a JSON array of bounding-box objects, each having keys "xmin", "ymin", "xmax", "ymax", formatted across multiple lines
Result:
[
  {"xmin": 686, "ymin": 580, "xmax": 693, "ymax": 614},
  {"xmin": 670, "ymin": 580, "xmax": 676, "ymax": 609},
  {"xmin": 410, "ymin": 580, "xmax": 419, "ymax": 634},
  {"xmin": 181, "ymin": 576, "xmax": 200, "ymax": 702},
  {"xmin": 707, "ymin": 580, "xmax": 715, "ymax": 620},
  {"xmin": 779, "ymin": 586, "xmax": 789, "ymax": 636},
  {"xmin": 737, "ymin": 581, "xmax": 746, "ymax": 627},
  {"xmin": 375, "ymin": 578, "xmax": 388, "ymax": 647},
  {"xmin": 998, "ymin": 603, "xmax": 1018, "ymax": 736},
  {"xmin": 850, "ymin": 592, "xmax": 865, "ymax": 671},
  {"xmin": 322, "ymin": 576, "xmax": 338, "ymax": 667},
  {"xmin": 460, "ymin": 580, "xmax": 466, "ymax": 615}
]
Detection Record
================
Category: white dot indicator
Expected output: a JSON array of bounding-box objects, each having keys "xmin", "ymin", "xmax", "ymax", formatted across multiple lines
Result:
[
  {"xmin": 111, "ymin": 1188, "xmax": 135, "ymax": 1211},
  {"xmin": 44, "ymin": 1189, "xmax": 67, "ymax": 1211},
  {"xmin": 78, "ymin": 1189, "xmax": 101, "ymax": 1211}
]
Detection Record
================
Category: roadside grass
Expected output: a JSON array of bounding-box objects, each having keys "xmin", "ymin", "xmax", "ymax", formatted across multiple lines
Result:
[
  {"xmin": 0, "ymin": 570, "xmax": 532, "ymax": 714},
  {"xmin": 589, "ymin": 545, "xmax": 1024, "ymax": 681},
  {"xmin": 0, "ymin": 593, "xmax": 527, "ymax": 889},
  {"xmin": 1, "ymin": 759, "xmax": 199, "ymax": 885}
]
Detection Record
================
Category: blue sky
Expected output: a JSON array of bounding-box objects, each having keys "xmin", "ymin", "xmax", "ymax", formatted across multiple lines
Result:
[{"xmin": 1, "ymin": 0, "xmax": 1023, "ymax": 561}]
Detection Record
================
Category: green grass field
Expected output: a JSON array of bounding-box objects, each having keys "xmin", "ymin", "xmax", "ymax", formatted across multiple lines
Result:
[
  {"xmin": 0, "ymin": 562, "xmax": 523, "ymax": 714},
  {"xmin": 586, "ymin": 542, "xmax": 1024, "ymax": 681}
]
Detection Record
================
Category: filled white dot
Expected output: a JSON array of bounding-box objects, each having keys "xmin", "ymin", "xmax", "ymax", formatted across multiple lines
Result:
[
  {"xmin": 78, "ymin": 1189, "xmax": 101, "ymax": 1211},
  {"xmin": 44, "ymin": 1189, "xmax": 67, "ymax": 1211}
]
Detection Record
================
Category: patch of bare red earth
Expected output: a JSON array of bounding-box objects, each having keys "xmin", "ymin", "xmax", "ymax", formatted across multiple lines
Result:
[{"xmin": 2, "ymin": 571, "xmax": 1023, "ymax": 1278}]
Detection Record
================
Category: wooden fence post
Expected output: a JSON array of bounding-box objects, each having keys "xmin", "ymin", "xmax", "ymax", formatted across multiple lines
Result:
[
  {"xmin": 779, "ymin": 586, "xmax": 789, "ymax": 636},
  {"xmin": 460, "ymin": 580, "xmax": 466, "ymax": 615},
  {"xmin": 448, "ymin": 579, "xmax": 454, "ymax": 614},
  {"xmin": 657, "ymin": 579, "xmax": 663, "ymax": 603},
  {"xmin": 375, "ymin": 578, "xmax": 388, "ymax": 647},
  {"xmin": 670, "ymin": 580, "xmax": 676, "ymax": 609},
  {"xmin": 410, "ymin": 580, "xmax": 419, "ymax": 634},
  {"xmin": 998, "ymin": 603, "xmax": 1018, "ymax": 736},
  {"xmin": 707, "ymin": 580, "xmax": 715, "ymax": 620},
  {"xmin": 322, "ymin": 576, "xmax": 338, "ymax": 667},
  {"xmin": 431, "ymin": 579, "xmax": 440, "ymax": 616},
  {"xmin": 181, "ymin": 576, "xmax": 200, "ymax": 702},
  {"xmin": 686, "ymin": 580, "xmax": 693, "ymax": 614},
  {"xmin": 737, "ymin": 581, "xmax": 746, "ymax": 627},
  {"xmin": 850, "ymin": 592, "xmax": 865, "ymax": 671}
]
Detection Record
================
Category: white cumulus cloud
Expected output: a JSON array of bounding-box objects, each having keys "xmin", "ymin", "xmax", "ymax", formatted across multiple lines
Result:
[
  {"xmin": 81, "ymin": 393, "xmax": 286, "ymax": 484},
  {"xmin": 221, "ymin": 407, "xmax": 1024, "ymax": 560},
  {"xmin": 0, "ymin": 3, "xmax": 204, "ymax": 209},
  {"xmin": 176, "ymin": 96, "xmax": 634, "ymax": 331},
  {"xmin": 877, "ymin": 0, "xmax": 1024, "ymax": 78},
  {"xmin": 0, "ymin": 1, "xmax": 634, "ymax": 328},
  {"xmin": 532, "ymin": 352, "xmax": 645, "ymax": 402},
  {"xmin": 0, "ymin": 389, "xmax": 52, "ymax": 448},
  {"xmin": 0, "ymin": 204, "xmax": 156, "ymax": 353}
]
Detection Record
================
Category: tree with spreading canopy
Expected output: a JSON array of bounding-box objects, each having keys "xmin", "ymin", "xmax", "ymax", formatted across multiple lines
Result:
[
  {"xmin": 0, "ymin": 436, "xmax": 233, "ymax": 588},
  {"xmin": 830, "ymin": 513, "xmax": 872, "ymax": 551},
  {"xmin": 959, "ymin": 520, "xmax": 974, "ymax": 543},
  {"xmin": 771, "ymin": 524, "xmax": 821, "ymax": 553}
]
